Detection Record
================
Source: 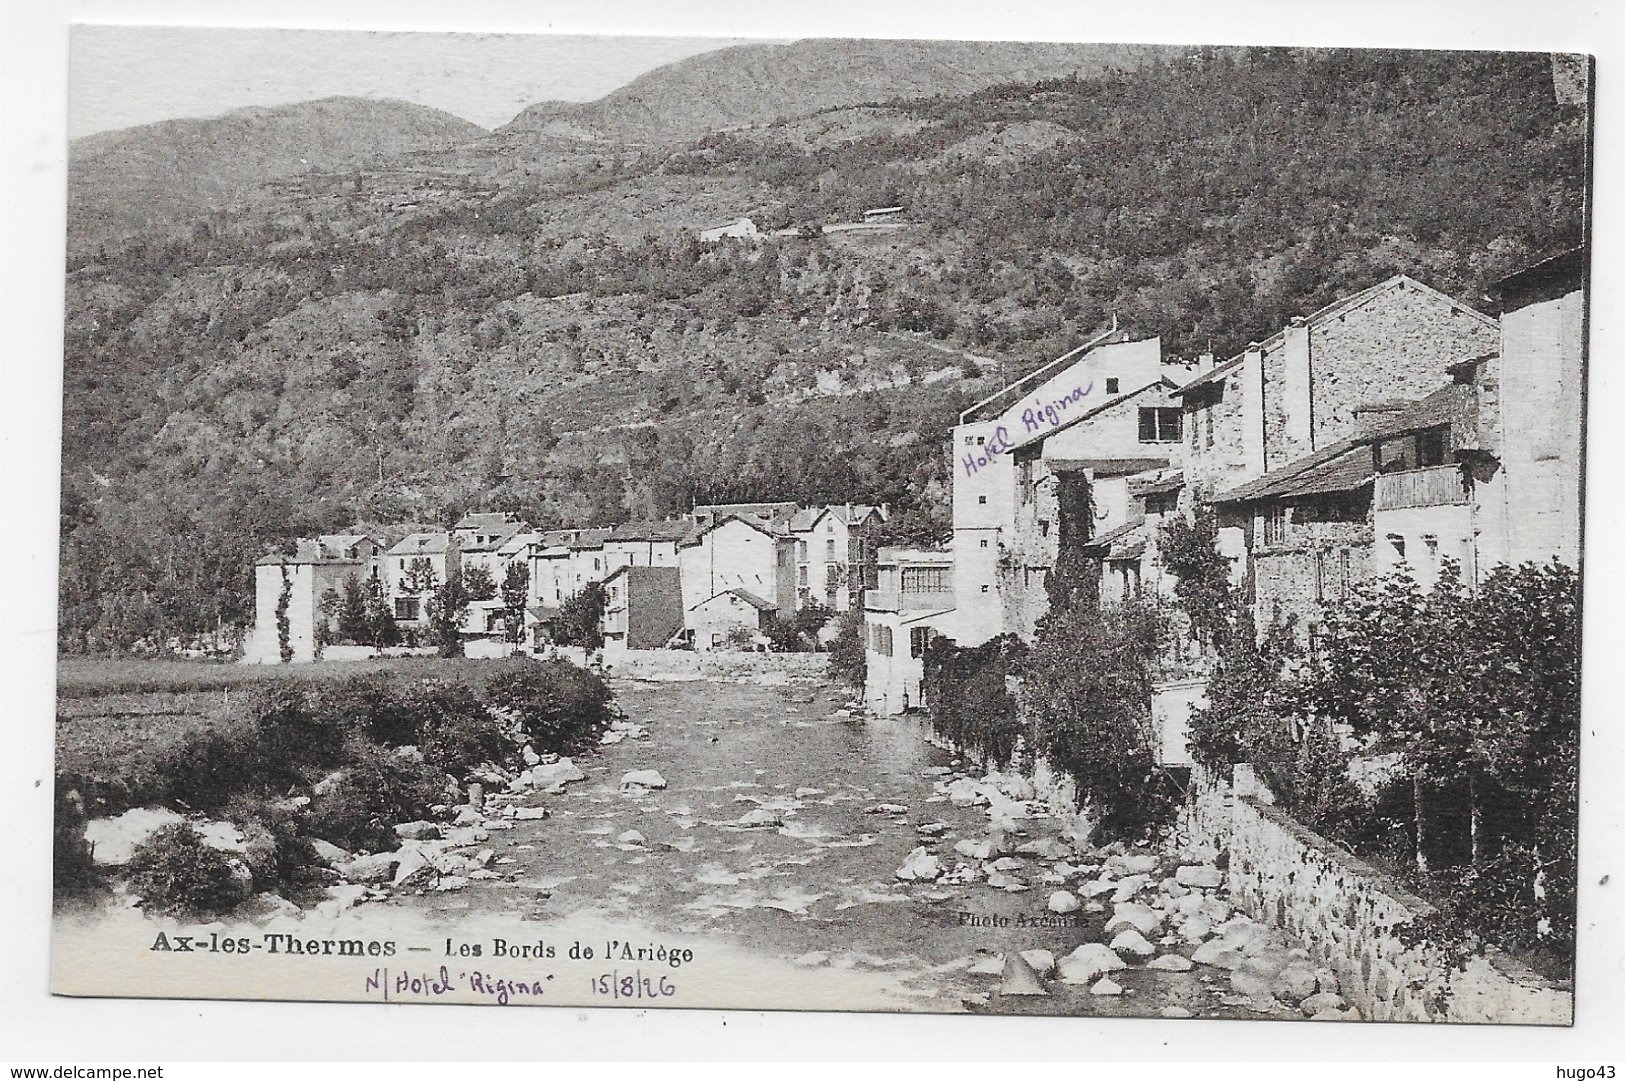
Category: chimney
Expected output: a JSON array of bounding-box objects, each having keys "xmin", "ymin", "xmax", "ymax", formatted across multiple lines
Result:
[
  {"xmin": 1241, "ymin": 342, "xmax": 1267, "ymax": 478},
  {"xmin": 1282, "ymin": 316, "xmax": 1314, "ymax": 459},
  {"xmin": 1196, "ymin": 351, "xmax": 1215, "ymax": 375}
]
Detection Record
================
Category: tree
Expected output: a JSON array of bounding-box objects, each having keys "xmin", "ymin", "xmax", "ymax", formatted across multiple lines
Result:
[
  {"xmin": 500, "ymin": 562, "xmax": 530, "ymax": 648},
  {"xmin": 793, "ymin": 600, "xmax": 835, "ymax": 644},
  {"xmin": 463, "ymin": 564, "xmax": 498, "ymax": 602},
  {"xmin": 404, "ymin": 558, "xmax": 438, "ymax": 595},
  {"xmin": 551, "ymin": 582, "xmax": 607, "ymax": 650},
  {"xmin": 425, "ymin": 567, "xmax": 470, "ymax": 657},
  {"xmin": 336, "ymin": 574, "xmax": 369, "ymax": 644},
  {"xmin": 1019, "ymin": 601, "xmax": 1172, "ymax": 841},
  {"xmin": 1159, "ymin": 507, "xmax": 1237, "ymax": 651},
  {"xmin": 364, "ymin": 575, "xmax": 398, "ymax": 647},
  {"xmin": 827, "ymin": 610, "xmax": 866, "ymax": 688}
]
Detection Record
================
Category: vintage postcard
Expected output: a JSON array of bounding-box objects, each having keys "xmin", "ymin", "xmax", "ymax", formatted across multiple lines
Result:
[{"xmin": 52, "ymin": 26, "xmax": 1589, "ymax": 1024}]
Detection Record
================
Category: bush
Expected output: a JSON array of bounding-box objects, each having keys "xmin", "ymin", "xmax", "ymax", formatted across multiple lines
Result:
[
  {"xmin": 221, "ymin": 794, "xmax": 329, "ymax": 902},
  {"xmin": 421, "ymin": 709, "xmax": 518, "ymax": 781},
  {"xmin": 126, "ymin": 822, "xmax": 251, "ymax": 917},
  {"xmin": 1020, "ymin": 601, "xmax": 1174, "ymax": 842},
  {"xmin": 315, "ymin": 674, "xmax": 421, "ymax": 746},
  {"xmin": 305, "ymin": 744, "xmax": 455, "ymax": 853},
  {"xmin": 141, "ymin": 724, "xmax": 294, "ymax": 815},
  {"xmin": 53, "ymin": 780, "xmax": 102, "ymax": 901},
  {"xmin": 922, "ymin": 635, "xmax": 1026, "ymax": 768},
  {"xmin": 483, "ymin": 658, "xmax": 615, "ymax": 752},
  {"xmin": 827, "ymin": 610, "xmax": 866, "ymax": 688},
  {"xmin": 249, "ymin": 681, "xmax": 347, "ymax": 766}
]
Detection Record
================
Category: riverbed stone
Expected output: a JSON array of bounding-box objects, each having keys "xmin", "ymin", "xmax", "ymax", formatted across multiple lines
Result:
[
  {"xmin": 1272, "ymin": 959, "xmax": 1319, "ymax": 1003},
  {"xmin": 1175, "ymin": 864, "xmax": 1223, "ymax": 889},
  {"xmin": 619, "ymin": 768, "xmax": 667, "ymax": 790},
  {"xmin": 999, "ymin": 951, "xmax": 1049, "ymax": 996},
  {"xmin": 1089, "ymin": 977, "xmax": 1124, "ymax": 996},
  {"xmin": 895, "ymin": 847, "xmax": 944, "ymax": 882},
  {"xmin": 1110, "ymin": 874, "xmax": 1150, "ymax": 902},
  {"xmin": 1109, "ymin": 929, "xmax": 1157, "ymax": 958},
  {"xmin": 1106, "ymin": 901, "xmax": 1162, "ymax": 936},
  {"xmin": 1146, "ymin": 953, "xmax": 1195, "ymax": 972},
  {"xmin": 1057, "ymin": 943, "xmax": 1126, "ymax": 984},
  {"xmin": 84, "ymin": 807, "xmax": 186, "ymax": 866},
  {"xmin": 1047, "ymin": 890, "xmax": 1080, "ymax": 914},
  {"xmin": 1020, "ymin": 949, "xmax": 1056, "ymax": 977},
  {"xmin": 1299, "ymin": 991, "xmax": 1348, "ymax": 1016},
  {"xmin": 954, "ymin": 838, "xmax": 994, "ymax": 860}
]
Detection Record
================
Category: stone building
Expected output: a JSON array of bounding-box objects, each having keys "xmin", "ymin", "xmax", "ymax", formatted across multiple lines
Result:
[
  {"xmin": 789, "ymin": 503, "xmax": 887, "ymax": 613},
  {"xmin": 384, "ymin": 531, "xmax": 457, "ymax": 627},
  {"xmin": 677, "ymin": 514, "xmax": 798, "ymax": 630},
  {"xmin": 950, "ymin": 326, "xmax": 1188, "ymax": 644},
  {"xmin": 601, "ymin": 565, "xmax": 685, "ymax": 653},
  {"xmin": 862, "ymin": 547, "xmax": 956, "ymax": 716},
  {"xmin": 1175, "ymin": 275, "xmax": 1500, "ymax": 501},
  {"xmin": 243, "ymin": 536, "xmax": 380, "ymax": 664}
]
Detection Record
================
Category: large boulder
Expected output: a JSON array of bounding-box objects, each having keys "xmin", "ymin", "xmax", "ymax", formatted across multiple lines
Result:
[
  {"xmin": 1299, "ymin": 991, "xmax": 1348, "ymax": 1017},
  {"xmin": 1105, "ymin": 902, "xmax": 1162, "ymax": 936},
  {"xmin": 1109, "ymin": 929, "xmax": 1157, "ymax": 958},
  {"xmin": 1110, "ymin": 874, "xmax": 1149, "ymax": 902},
  {"xmin": 84, "ymin": 808, "xmax": 185, "ymax": 867},
  {"xmin": 1019, "ymin": 949, "xmax": 1057, "ymax": 977},
  {"xmin": 338, "ymin": 850, "xmax": 400, "ymax": 884},
  {"xmin": 528, "ymin": 758, "xmax": 587, "ymax": 792},
  {"xmin": 1056, "ymin": 943, "xmax": 1126, "ymax": 985},
  {"xmin": 1146, "ymin": 953, "xmax": 1195, "ymax": 972},
  {"xmin": 1271, "ymin": 959, "xmax": 1320, "ymax": 1004},
  {"xmin": 1191, "ymin": 938, "xmax": 1246, "ymax": 970},
  {"xmin": 1047, "ymin": 890, "xmax": 1081, "ymax": 914}
]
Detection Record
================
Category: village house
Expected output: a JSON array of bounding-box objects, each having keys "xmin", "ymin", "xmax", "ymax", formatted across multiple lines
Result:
[
  {"xmin": 697, "ymin": 217, "xmax": 759, "ymax": 243},
  {"xmin": 678, "ymin": 514, "xmax": 798, "ymax": 639},
  {"xmin": 862, "ymin": 547, "xmax": 956, "ymax": 716},
  {"xmin": 384, "ymin": 532, "xmax": 457, "ymax": 627},
  {"xmin": 998, "ymin": 374, "xmax": 1193, "ymax": 639},
  {"xmin": 242, "ymin": 535, "xmax": 381, "ymax": 663},
  {"xmin": 603, "ymin": 520, "xmax": 693, "ymax": 573},
  {"xmin": 788, "ymin": 503, "xmax": 888, "ymax": 612},
  {"xmin": 952, "ymin": 325, "xmax": 1180, "ymax": 644},
  {"xmin": 453, "ymin": 512, "xmax": 527, "ymax": 596},
  {"xmin": 600, "ymin": 565, "xmax": 686, "ymax": 653},
  {"xmin": 1078, "ymin": 471, "xmax": 1186, "ymax": 611},
  {"xmin": 685, "ymin": 588, "xmax": 779, "ymax": 651}
]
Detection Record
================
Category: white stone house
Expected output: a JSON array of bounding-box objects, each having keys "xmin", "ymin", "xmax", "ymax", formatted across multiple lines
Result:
[
  {"xmin": 862, "ymin": 547, "xmax": 956, "ymax": 716},
  {"xmin": 788, "ymin": 503, "xmax": 887, "ymax": 613},
  {"xmin": 677, "ymin": 514, "xmax": 798, "ymax": 635}
]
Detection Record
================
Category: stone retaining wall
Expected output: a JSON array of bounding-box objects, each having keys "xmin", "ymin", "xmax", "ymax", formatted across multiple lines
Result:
[
  {"xmin": 601, "ymin": 648, "xmax": 831, "ymax": 682},
  {"xmin": 1184, "ymin": 770, "xmax": 1571, "ymax": 1025}
]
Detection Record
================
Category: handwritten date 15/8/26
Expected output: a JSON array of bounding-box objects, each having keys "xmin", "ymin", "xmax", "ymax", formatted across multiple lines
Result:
[{"xmin": 592, "ymin": 969, "xmax": 677, "ymax": 1000}]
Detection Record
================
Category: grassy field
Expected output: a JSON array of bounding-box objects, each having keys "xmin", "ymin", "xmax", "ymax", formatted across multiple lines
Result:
[
  {"xmin": 56, "ymin": 654, "xmax": 512, "ymax": 699},
  {"xmin": 54, "ymin": 655, "xmax": 530, "ymax": 785}
]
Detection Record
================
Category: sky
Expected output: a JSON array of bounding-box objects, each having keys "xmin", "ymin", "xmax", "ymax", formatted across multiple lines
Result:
[{"xmin": 68, "ymin": 26, "xmax": 750, "ymax": 138}]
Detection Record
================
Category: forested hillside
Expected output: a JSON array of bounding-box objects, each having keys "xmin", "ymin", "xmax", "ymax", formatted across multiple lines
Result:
[{"xmin": 59, "ymin": 45, "xmax": 1587, "ymax": 653}]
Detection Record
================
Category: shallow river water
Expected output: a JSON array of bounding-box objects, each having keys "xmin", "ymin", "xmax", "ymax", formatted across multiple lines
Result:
[{"xmin": 392, "ymin": 676, "xmax": 1299, "ymax": 1018}]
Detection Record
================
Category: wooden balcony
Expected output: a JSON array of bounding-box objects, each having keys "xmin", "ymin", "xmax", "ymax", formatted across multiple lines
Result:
[{"xmin": 1375, "ymin": 465, "xmax": 1466, "ymax": 510}]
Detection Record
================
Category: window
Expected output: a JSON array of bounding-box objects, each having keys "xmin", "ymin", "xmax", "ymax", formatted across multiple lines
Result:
[
  {"xmin": 1389, "ymin": 534, "xmax": 1407, "ymax": 561},
  {"xmin": 979, "ymin": 538, "xmax": 989, "ymax": 549},
  {"xmin": 1313, "ymin": 549, "xmax": 1325, "ymax": 602},
  {"xmin": 1138, "ymin": 407, "xmax": 1183, "ymax": 443},
  {"xmin": 798, "ymin": 566, "xmax": 808, "ymax": 586},
  {"xmin": 1337, "ymin": 548, "xmax": 1351, "ymax": 598},
  {"xmin": 876, "ymin": 625, "xmax": 894, "ymax": 658},
  {"xmin": 1423, "ymin": 535, "xmax": 1439, "ymax": 569},
  {"xmin": 909, "ymin": 626, "xmax": 933, "ymax": 658},
  {"xmin": 964, "ymin": 435, "xmax": 975, "ymax": 446},
  {"xmin": 1204, "ymin": 404, "xmax": 1215, "ymax": 449},
  {"xmin": 978, "ymin": 495, "xmax": 988, "ymax": 505},
  {"xmin": 825, "ymin": 538, "xmax": 837, "ymax": 560},
  {"xmin": 393, "ymin": 596, "xmax": 420, "ymax": 621},
  {"xmin": 901, "ymin": 567, "xmax": 950, "ymax": 593},
  {"xmin": 1018, "ymin": 459, "xmax": 1033, "ymax": 504},
  {"xmin": 975, "ymin": 436, "xmax": 986, "ymax": 446},
  {"xmin": 1106, "ymin": 377, "xmax": 1120, "ymax": 394},
  {"xmin": 1263, "ymin": 506, "xmax": 1287, "ymax": 546},
  {"xmin": 1039, "ymin": 519, "xmax": 1050, "ymax": 538},
  {"xmin": 980, "ymin": 584, "xmax": 990, "ymax": 593}
]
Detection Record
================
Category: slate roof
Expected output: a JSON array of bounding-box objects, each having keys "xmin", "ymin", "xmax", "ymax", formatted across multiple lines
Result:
[
  {"xmin": 256, "ymin": 537, "xmax": 368, "ymax": 567},
  {"xmin": 459, "ymin": 519, "xmax": 526, "ymax": 553},
  {"xmin": 789, "ymin": 503, "xmax": 884, "ymax": 532},
  {"xmin": 387, "ymin": 532, "xmax": 453, "ymax": 556},
  {"xmin": 1212, "ymin": 440, "xmax": 1373, "ymax": 505},
  {"xmin": 608, "ymin": 519, "xmax": 696, "ymax": 543},
  {"xmin": 453, "ymin": 512, "xmax": 524, "ymax": 532},
  {"xmin": 1078, "ymin": 518, "xmax": 1148, "ymax": 560},
  {"xmin": 692, "ymin": 587, "xmax": 778, "ymax": 612}
]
